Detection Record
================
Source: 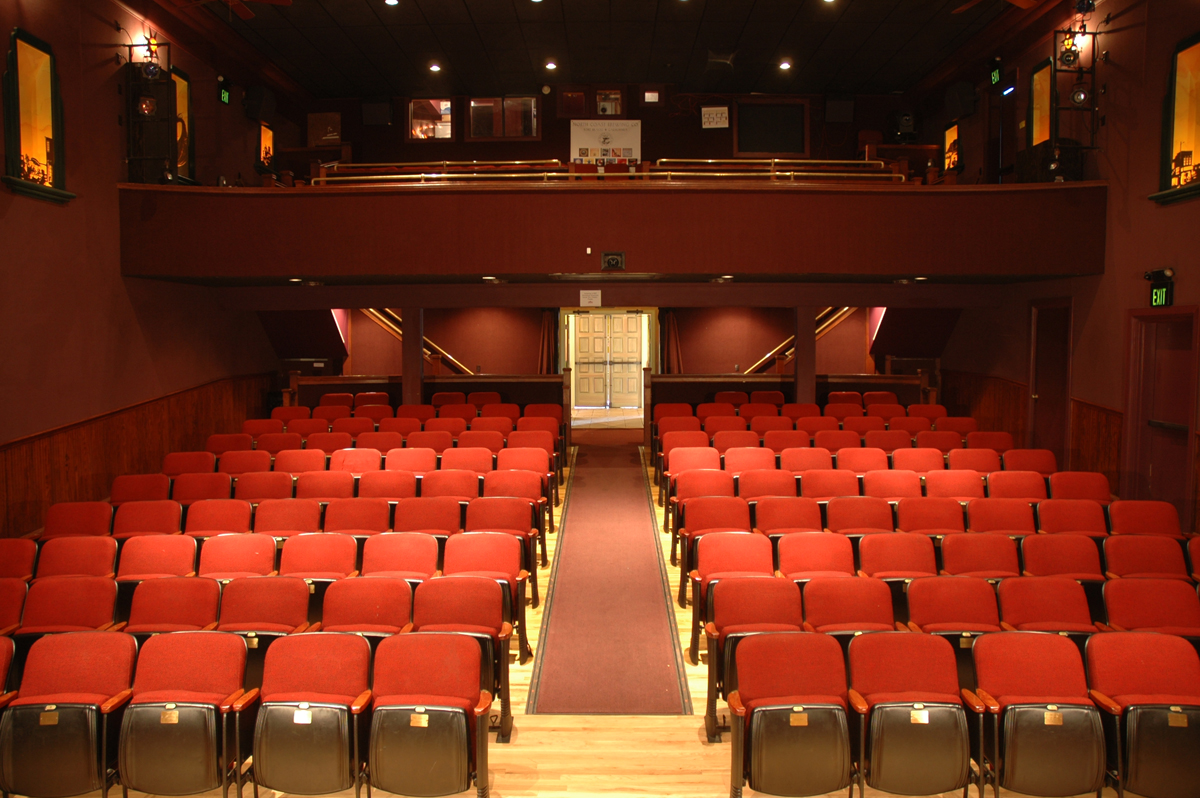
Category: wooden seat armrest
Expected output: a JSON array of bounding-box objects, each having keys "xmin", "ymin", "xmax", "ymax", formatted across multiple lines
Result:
[
  {"xmin": 1108, "ymin": 623, "xmax": 1127, "ymax": 631},
  {"xmin": 1192, "ymin": 573, "xmax": 1200, "ymax": 583},
  {"xmin": 269, "ymin": 570, "xmax": 278, "ymax": 576},
  {"xmin": 905, "ymin": 622, "xmax": 921, "ymax": 632},
  {"xmin": 232, "ymin": 688, "xmax": 260, "ymax": 713},
  {"xmin": 104, "ymin": 573, "xmax": 115, "ymax": 579},
  {"xmin": 938, "ymin": 570, "xmax": 950, "ymax": 575},
  {"xmin": 399, "ymin": 623, "xmax": 414, "ymax": 634},
  {"xmin": 774, "ymin": 570, "xmax": 785, "ymax": 578},
  {"xmin": 350, "ymin": 690, "xmax": 372, "ymax": 715},
  {"xmin": 109, "ymin": 622, "xmax": 127, "ymax": 632},
  {"xmin": 19, "ymin": 575, "xmax": 31, "ymax": 583},
  {"xmin": 517, "ymin": 570, "xmax": 529, "ymax": 583},
  {"xmin": 974, "ymin": 688, "xmax": 1001, "ymax": 714},
  {"xmin": 0, "ymin": 691, "xmax": 16, "ymax": 710},
  {"xmin": 499, "ymin": 622, "xmax": 512, "ymax": 640},
  {"xmin": 101, "ymin": 690, "xmax": 133, "ymax": 714},
  {"xmin": 688, "ymin": 570, "xmax": 700, "ymax": 582},
  {"xmin": 219, "ymin": 689, "xmax": 245, "ymax": 713},
  {"xmin": 704, "ymin": 622, "xmax": 719, "ymax": 639},
  {"xmin": 856, "ymin": 570, "xmax": 868, "ymax": 578},
  {"xmin": 1105, "ymin": 571, "xmax": 1119, "ymax": 580},
  {"xmin": 307, "ymin": 623, "xmax": 322, "ymax": 632},
  {"xmin": 97, "ymin": 623, "xmax": 115, "ymax": 631},
  {"xmin": 1089, "ymin": 690, "xmax": 1123, "ymax": 715},
  {"xmin": 1000, "ymin": 621, "xmax": 1019, "ymax": 632},
  {"xmin": 960, "ymin": 689, "xmax": 986, "ymax": 714},
  {"xmin": 727, "ymin": 692, "xmax": 746, "ymax": 717},
  {"xmin": 1094, "ymin": 622, "xmax": 1113, "ymax": 632},
  {"xmin": 474, "ymin": 691, "xmax": 493, "ymax": 716},
  {"xmin": 0, "ymin": 625, "xmax": 16, "ymax": 637},
  {"xmin": 202, "ymin": 622, "xmax": 218, "ymax": 631},
  {"xmin": 347, "ymin": 571, "xmax": 359, "ymax": 578},
  {"xmin": 434, "ymin": 570, "xmax": 442, "ymax": 577},
  {"xmin": 848, "ymin": 689, "xmax": 869, "ymax": 715},
  {"xmin": 1021, "ymin": 570, "xmax": 1033, "ymax": 576},
  {"xmin": 823, "ymin": 528, "xmax": 832, "ymax": 534},
  {"xmin": 22, "ymin": 528, "xmax": 43, "ymax": 540},
  {"xmin": 802, "ymin": 621, "xmax": 817, "ymax": 632},
  {"xmin": 292, "ymin": 623, "xmax": 310, "ymax": 634}
]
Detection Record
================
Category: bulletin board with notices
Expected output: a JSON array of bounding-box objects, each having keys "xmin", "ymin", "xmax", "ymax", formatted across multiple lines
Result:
[{"xmin": 569, "ymin": 120, "xmax": 642, "ymax": 167}]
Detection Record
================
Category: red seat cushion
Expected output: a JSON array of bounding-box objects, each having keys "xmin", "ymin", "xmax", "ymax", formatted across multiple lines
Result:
[{"xmin": 133, "ymin": 689, "xmax": 227, "ymax": 706}]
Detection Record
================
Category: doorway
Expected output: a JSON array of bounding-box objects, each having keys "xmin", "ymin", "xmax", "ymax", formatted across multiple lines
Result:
[
  {"xmin": 1027, "ymin": 300, "xmax": 1073, "ymax": 467},
  {"xmin": 1122, "ymin": 308, "xmax": 1199, "ymax": 530},
  {"xmin": 565, "ymin": 309, "xmax": 652, "ymax": 413}
]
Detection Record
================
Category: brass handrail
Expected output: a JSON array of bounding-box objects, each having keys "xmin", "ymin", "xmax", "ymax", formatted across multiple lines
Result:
[
  {"xmin": 362, "ymin": 308, "xmax": 475, "ymax": 375},
  {"xmin": 655, "ymin": 158, "xmax": 888, "ymax": 169},
  {"xmin": 745, "ymin": 307, "xmax": 859, "ymax": 374},
  {"xmin": 310, "ymin": 170, "xmax": 905, "ymax": 186},
  {"xmin": 329, "ymin": 159, "xmax": 562, "ymax": 172}
]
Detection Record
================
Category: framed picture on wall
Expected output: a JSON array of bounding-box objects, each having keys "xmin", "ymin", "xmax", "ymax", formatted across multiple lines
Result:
[
  {"xmin": 943, "ymin": 123, "xmax": 960, "ymax": 172},
  {"xmin": 2, "ymin": 28, "xmax": 74, "ymax": 202},
  {"xmin": 1028, "ymin": 58, "xmax": 1052, "ymax": 148},
  {"xmin": 1154, "ymin": 30, "xmax": 1200, "ymax": 203}
]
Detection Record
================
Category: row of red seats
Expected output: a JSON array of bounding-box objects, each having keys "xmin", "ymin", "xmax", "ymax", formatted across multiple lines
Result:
[
  {"xmin": 661, "ymin": 422, "xmax": 1008, "ymax": 453},
  {"xmin": 669, "ymin": 495, "xmax": 1194, "ymax": 603},
  {"xmin": 0, "ymin": 629, "xmax": 492, "ymax": 798},
  {"xmin": 210, "ymin": 424, "xmax": 559, "ymax": 456},
  {"xmin": 245, "ymin": 413, "xmax": 555, "ymax": 442},
  {"xmin": 272, "ymin": 399, "xmax": 562, "ymax": 423},
  {"xmin": 313, "ymin": 388, "xmax": 528, "ymax": 408},
  {"xmin": 653, "ymin": 399, "xmax": 955, "ymax": 422},
  {"xmin": 1, "ymin": 531, "xmax": 534, "ymax": 665},
  {"xmin": 723, "ymin": 629, "xmax": 1198, "ymax": 798}
]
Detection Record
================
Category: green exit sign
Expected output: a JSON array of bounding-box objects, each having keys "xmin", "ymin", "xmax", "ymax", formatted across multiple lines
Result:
[
  {"xmin": 990, "ymin": 68, "xmax": 1001, "ymax": 85},
  {"xmin": 1151, "ymin": 282, "xmax": 1174, "ymax": 307},
  {"xmin": 220, "ymin": 87, "xmax": 230, "ymax": 104}
]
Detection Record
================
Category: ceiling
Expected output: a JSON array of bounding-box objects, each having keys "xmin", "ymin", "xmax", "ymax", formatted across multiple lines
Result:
[{"xmin": 211, "ymin": 0, "xmax": 1012, "ymax": 100}]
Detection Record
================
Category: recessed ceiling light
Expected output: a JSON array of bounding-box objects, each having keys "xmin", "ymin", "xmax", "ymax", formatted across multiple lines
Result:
[
  {"xmin": 384, "ymin": 0, "xmax": 397, "ymax": 5},
  {"xmin": 779, "ymin": 60, "xmax": 792, "ymax": 70},
  {"xmin": 914, "ymin": 276, "xmax": 928, "ymax": 281},
  {"xmin": 482, "ymin": 276, "xmax": 499, "ymax": 282},
  {"xmin": 721, "ymin": 274, "xmax": 734, "ymax": 279},
  {"xmin": 288, "ymin": 278, "xmax": 303, "ymax": 283},
  {"xmin": 545, "ymin": 60, "xmax": 557, "ymax": 70},
  {"xmin": 429, "ymin": 63, "xmax": 441, "ymax": 72}
]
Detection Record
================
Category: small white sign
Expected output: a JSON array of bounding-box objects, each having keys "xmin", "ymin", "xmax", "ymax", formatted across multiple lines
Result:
[
  {"xmin": 580, "ymin": 290, "xmax": 601, "ymax": 307},
  {"xmin": 702, "ymin": 106, "xmax": 729, "ymax": 129}
]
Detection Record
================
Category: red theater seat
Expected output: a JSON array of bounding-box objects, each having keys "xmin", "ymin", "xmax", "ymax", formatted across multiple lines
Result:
[
  {"xmin": 198, "ymin": 534, "xmax": 276, "ymax": 580},
  {"xmin": 940, "ymin": 533, "xmax": 1019, "ymax": 579}
]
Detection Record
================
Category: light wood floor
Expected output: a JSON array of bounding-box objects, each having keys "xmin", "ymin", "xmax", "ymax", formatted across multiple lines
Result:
[{"xmin": 104, "ymin": 445, "xmax": 1120, "ymax": 798}]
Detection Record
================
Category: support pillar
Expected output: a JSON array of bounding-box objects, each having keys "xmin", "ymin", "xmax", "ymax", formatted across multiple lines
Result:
[
  {"xmin": 793, "ymin": 306, "xmax": 816, "ymax": 404},
  {"xmin": 402, "ymin": 307, "xmax": 424, "ymax": 406}
]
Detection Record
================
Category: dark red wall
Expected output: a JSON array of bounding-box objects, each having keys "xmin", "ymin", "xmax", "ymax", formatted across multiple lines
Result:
[
  {"xmin": 929, "ymin": 0, "xmax": 1200, "ymax": 414},
  {"xmin": 672, "ymin": 307, "xmax": 794, "ymax": 374},
  {"xmin": 424, "ymin": 308, "xmax": 545, "ymax": 376},
  {"xmin": 0, "ymin": 0, "xmax": 280, "ymax": 444}
]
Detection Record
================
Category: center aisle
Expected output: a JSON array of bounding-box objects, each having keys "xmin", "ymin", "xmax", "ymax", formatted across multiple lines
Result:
[{"xmin": 527, "ymin": 444, "xmax": 690, "ymax": 714}]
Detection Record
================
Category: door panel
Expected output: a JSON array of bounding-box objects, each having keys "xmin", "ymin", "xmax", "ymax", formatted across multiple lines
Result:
[
  {"xmin": 1030, "ymin": 306, "xmax": 1071, "ymax": 466},
  {"xmin": 571, "ymin": 312, "xmax": 643, "ymax": 408},
  {"xmin": 574, "ymin": 314, "xmax": 608, "ymax": 407},
  {"xmin": 1137, "ymin": 318, "xmax": 1193, "ymax": 518},
  {"xmin": 610, "ymin": 314, "xmax": 642, "ymax": 408}
]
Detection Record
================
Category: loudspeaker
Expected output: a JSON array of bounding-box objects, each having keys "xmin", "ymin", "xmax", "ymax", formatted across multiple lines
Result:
[
  {"xmin": 944, "ymin": 81, "xmax": 977, "ymax": 120},
  {"xmin": 888, "ymin": 110, "xmax": 918, "ymax": 144},
  {"xmin": 243, "ymin": 84, "xmax": 276, "ymax": 121},
  {"xmin": 126, "ymin": 61, "xmax": 176, "ymax": 184}
]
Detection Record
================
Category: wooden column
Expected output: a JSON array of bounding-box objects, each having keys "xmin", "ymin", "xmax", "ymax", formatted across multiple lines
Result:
[
  {"xmin": 794, "ymin": 306, "xmax": 817, "ymax": 404},
  {"xmin": 402, "ymin": 307, "xmax": 424, "ymax": 406}
]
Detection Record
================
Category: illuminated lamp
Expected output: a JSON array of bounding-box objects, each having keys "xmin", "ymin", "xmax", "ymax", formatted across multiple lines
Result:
[{"xmin": 1069, "ymin": 83, "xmax": 1089, "ymax": 106}]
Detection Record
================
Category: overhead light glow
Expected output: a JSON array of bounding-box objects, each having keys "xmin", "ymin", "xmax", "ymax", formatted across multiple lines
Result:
[
  {"xmin": 385, "ymin": 0, "xmax": 398, "ymax": 5},
  {"xmin": 779, "ymin": 60, "xmax": 792, "ymax": 70},
  {"xmin": 1002, "ymin": 86, "xmax": 1015, "ymax": 96},
  {"xmin": 545, "ymin": 60, "xmax": 557, "ymax": 70},
  {"xmin": 429, "ymin": 63, "xmax": 441, "ymax": 72},
  {"xmin": 288, "ymin": 278, "xmax": 303, "ymax": 283},
  {"xmin": 914, "ymin": 277, "xmax": 928, "ymax": 282},
  {"xmin": 721, "ymin": 275, "xmax": 734, "ymax": 279}
]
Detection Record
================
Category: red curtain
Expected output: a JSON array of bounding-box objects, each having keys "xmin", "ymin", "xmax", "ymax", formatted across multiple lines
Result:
[
  {"xmin": 538, "ymin": 309, "xmax": 559, "ymax": 374},
  {"xmin": 661, "ymin": 309, "xmax": 683, "ymax": 374}
]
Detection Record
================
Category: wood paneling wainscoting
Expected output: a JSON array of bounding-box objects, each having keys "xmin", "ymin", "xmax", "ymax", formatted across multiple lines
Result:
[
  {"xmin": 1070, "ymin": 399, "xmax": 1123, "ymax": 495},
  {"xmin": 941, "ymin": 370, "xmax": 1029, "ymax": 442},
  {"xmin": 0, "ymin": 375, "xmax": 271, "ymax": 537}
]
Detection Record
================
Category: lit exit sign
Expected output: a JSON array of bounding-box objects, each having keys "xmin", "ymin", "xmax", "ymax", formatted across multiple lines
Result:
[
  {"xmin": 220, "ymin": 87, "xmax": 230, "ymax": 104},
  {"xmin": 990, "ymin": 68, "xmax": 1001, "ymax": 85},
  {"xmin": 1151, "ymin": 282, "xmax": 1174, "ymax": 307}
]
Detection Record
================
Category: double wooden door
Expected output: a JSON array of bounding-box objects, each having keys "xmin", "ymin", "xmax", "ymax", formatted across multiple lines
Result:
[{"xmin": 573, "ymin": 312, "xmax": 643, "ymax": 408}]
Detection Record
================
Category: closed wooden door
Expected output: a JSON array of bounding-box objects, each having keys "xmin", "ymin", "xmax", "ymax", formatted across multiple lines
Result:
[
  {"xmin": 571, "ymin": 312, "xmax": 644, "ymax": 408},
  {"xmin": 609, "ymin": 313, "xmax": 642, "ymax": 408},
  {"xmin": 574, "ymin": 313, "xmax": 609, "ymax": 407}
]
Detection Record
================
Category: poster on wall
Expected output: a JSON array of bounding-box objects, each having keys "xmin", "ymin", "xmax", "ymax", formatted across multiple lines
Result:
[{"xmin": 570, "ymin": 120, "xmax": 641, "ymax": 166}]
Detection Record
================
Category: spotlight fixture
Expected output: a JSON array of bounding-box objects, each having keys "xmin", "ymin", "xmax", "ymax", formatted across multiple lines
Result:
[
  {"xmin": 779, "ymin": 60, "xmax": 792, "ymax": 70},
  {"xmin": 1060, "ymin": 31, "xmax": 1080, "ymax": 67},
  {"xmin": 1144, "ymin": 268, "xmax": 1176, "ymax": 281},
  {"xmin": 146, "ymin": 36, "xmax": 159, "ymax": 56},
  {"xmin": 1069, "ymin": 83, "xmax": 1090, "ymax": 106},
  {"xmin": 429, "ymin": 63, "xmax": 441, "ymax": 72},
  {"xmin": 545, "ymin": 60, "xmax": 557, "ymax": 70}
]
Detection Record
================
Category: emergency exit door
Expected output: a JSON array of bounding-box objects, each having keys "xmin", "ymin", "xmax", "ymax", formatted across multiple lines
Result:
[{"xmin": 572, "ymin": 312, "xmax": 643, "ymax": 408}]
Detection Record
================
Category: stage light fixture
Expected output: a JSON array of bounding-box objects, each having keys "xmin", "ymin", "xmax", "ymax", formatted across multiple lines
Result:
[
  {"xmin": 1070, "ymin": 84, "xmax": 1090, "ymax": 106},
  {"xmin": 1144, "ymin": 269, "xmax": 1175, "ymax": 281}
]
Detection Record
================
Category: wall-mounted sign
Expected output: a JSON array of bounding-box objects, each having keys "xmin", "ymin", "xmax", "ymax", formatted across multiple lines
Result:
[
  {"xmin": 580, "ymin": 290, "xmax": 601, "ymax": 307},
  {"xmin": 1151, "ymin": 281, "xmax": 1175, "ymax": 307},
  {"xmin": 570, "ymin": 120, "xmax": 641, "ymax": 166},
  {"xmin": 702, "ymin": 106, "xmax": 729, "ymax": 129}
]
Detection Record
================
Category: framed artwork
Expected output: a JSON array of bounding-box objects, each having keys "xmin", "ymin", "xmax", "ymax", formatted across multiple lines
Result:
[
  {"xmin": 2, "ymin": 28, "xmax": 73, "ymax": 202},
  {"xmin": 258, "ymin": 122, "xmax": 274, "ymax": 173},
  {"xmin": 1156, "ymin": 31, "xmax": 1200, "ymax": 202},
  {"xmin": 171, "ymin": 66, "xmax": 194, "ymax": 181},
  {"xmin": 409, "ymin": 99, "xmax": 454, "ymax": 140},
  {"xmin": 1029, "ymin": 59, "xmax": 1052, "ymax": 147},
  {"xmin": 467, "ymin": 97, "xmax": 539, "ymax": 140},
  {"xmin": 944, "ymin": 123, "xmax": 960, "ymax": 172}
]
